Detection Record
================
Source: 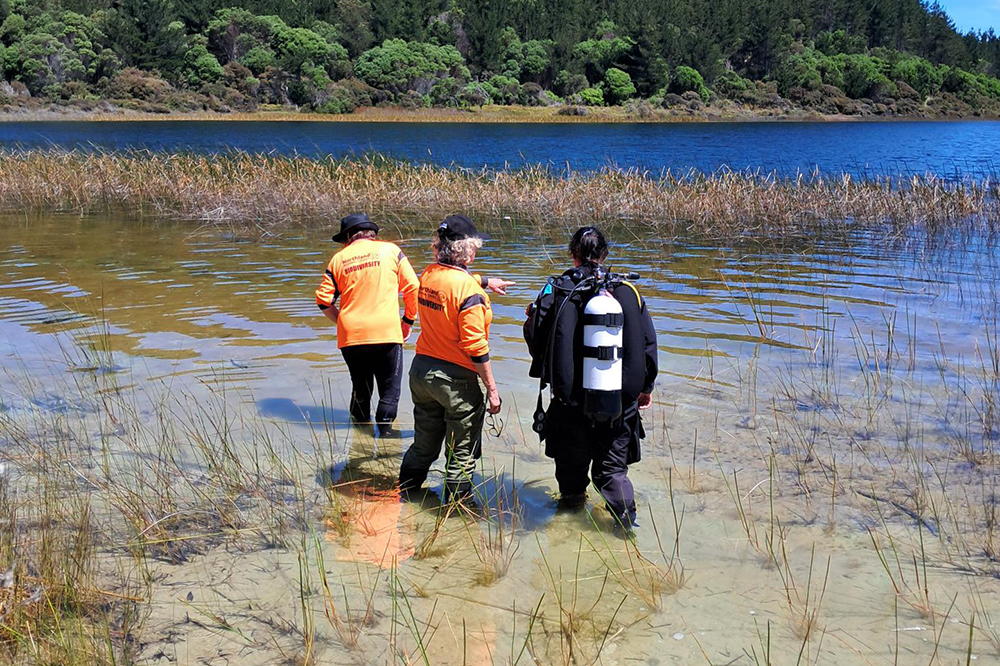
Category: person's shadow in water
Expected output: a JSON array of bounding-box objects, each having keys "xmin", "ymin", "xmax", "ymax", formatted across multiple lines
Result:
[
  {"xmin": 259, "ymin": 398, "xmax": 556, "ymax": 531},
  {"xmin": 258, "ymin": 397, "xmax": 416, "ymax": 440},
  {"xmin": 257, "ymin": 397, "xmax": 351, "ymax": 427}
]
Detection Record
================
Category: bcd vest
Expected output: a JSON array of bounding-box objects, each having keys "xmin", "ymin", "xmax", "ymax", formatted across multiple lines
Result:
[{"xmin": 527, "ymin": 269, "xmax": 644, "ymax": 409}]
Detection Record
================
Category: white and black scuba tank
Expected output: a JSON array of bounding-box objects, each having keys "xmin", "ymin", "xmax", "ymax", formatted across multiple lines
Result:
[{"xmin": 581, "ymin": 289, "xmax": 624, "ymax": 423}]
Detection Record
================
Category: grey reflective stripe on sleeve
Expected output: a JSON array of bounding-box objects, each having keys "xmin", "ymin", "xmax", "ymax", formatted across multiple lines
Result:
[
  {"xmin": 459, "ymin": 294, "xmax": 486, "ymax": 311},
  {"xmin": 471, "ymin": 353, "xmax": 490, "ymax": 363},
  {"xmin": 325, "ymin": 268, "xmax": 339, "ymax": 298}
]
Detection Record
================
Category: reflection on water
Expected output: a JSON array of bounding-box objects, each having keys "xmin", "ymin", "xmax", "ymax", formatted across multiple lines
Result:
[
  {"xmin": 0, "ymin": 120, "xmax": 999, "ymax": 178},
  {"xmin": 0, "ymin": 215, "xmax": 992, "ymax": 408},
  {"xmin": 0, "ymin": 214, "xmax": 986, "ymax": 447},
  {"xmin": 3, "ymin": 214, "xmax": 995, "ymax": 503}
]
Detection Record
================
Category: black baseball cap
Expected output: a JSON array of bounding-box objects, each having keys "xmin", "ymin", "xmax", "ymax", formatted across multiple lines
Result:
[
  {"xmin": 437, "ymin": 214, "xmax": 489, "ymax": 241},
  {"xmin": 332, "ymin": 213, "xmax": 379, "ymax": 242}
]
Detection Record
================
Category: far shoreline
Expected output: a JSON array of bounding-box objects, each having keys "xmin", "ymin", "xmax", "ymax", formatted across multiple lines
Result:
[{"xmin": 0, "ymin": 104, "xmax": 997, "ymax": 124}]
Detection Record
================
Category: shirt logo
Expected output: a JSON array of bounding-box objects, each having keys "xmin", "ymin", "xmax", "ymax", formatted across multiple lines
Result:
[{"xmin": 418, "ymin": 286, "xmax": 444, "ymax": 312}]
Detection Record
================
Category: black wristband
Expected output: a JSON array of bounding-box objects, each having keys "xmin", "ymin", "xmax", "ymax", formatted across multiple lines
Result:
[
  {"xmin": 481, "ymin": 275, "xmax": 489, "ymax": 289},
  {"xmin": 402, "ymin": 315, "xmax": 415, "ymax": 325}
]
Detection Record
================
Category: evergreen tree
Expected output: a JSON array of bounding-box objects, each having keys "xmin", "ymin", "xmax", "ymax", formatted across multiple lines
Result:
[{"xmin": 0, "ymin": 0, "xmax": 998, "ymax": 112}]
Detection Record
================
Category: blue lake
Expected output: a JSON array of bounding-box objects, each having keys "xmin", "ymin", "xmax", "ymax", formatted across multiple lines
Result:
[{"xmin": 0, "ymin": 119, "xmax": 998, "ymax": 178}]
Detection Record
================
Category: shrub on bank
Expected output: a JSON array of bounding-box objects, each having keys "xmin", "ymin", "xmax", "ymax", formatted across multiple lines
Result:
[
  {"xmin": 557, "ymin": 104, "xmax": 589, "ymax": 116},
  {"xmin": 775, "ymin": 50, "xmax": 823, "ymax": 93},
  {"xmin": 184, "ymin": 42, "xmax": 224, "ymax": 87},
  {"xmin": 713, "ymin": 70, "xmax": 755, "ymax": 102},
  {"xmin": 939, "ymin": 66, "xmax": 1000, "ymax": 105},
  {"xmin": 839, "ymin": 53, "xmax": 895, "ymax": 101},
  {"xmin": 603, "ymin": 67, "xmax": 635, "ymax": 105},
  {"xmin": 668, "ymin": 66, "xmax": 709, "ymax": 102},
  {"xmin": 354, "ymin": 39, "xmax": 469, "ymax": 98},
  {"xmin": 460, "ymin": 82, "xmax": 491, "ymax": 108},
  {"xmin": 575, "ymin": 86, "xmax": 605, "ymax": 106},
  {"xmin": 312, "ymin": 79, "xmax": 380, "ymax": 113},
  {"xmin": 891, "ymin": 56, "xmax": 942, "ymax": 98},
  {"xmin": 429, "ymin": 76, "xmax": 462, "ymax": 106},
  {"xmin": 101, "ymin": 68, "xmax": 174, "ymax": 104},
  {"xmin": 487, "ymin": 74, "xmax": 519, "ymax": 104},
  {"xmin": 553, "ymin": 70, "xmax": 588, "ymax": 98}
]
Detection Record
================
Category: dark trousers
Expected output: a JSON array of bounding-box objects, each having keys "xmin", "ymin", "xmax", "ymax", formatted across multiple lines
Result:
[
  {"xmin": 544, "ymin": 399, "xmax": 642, "ymax": 526},
  {"xmin": 340, "ymin": 343, "xmax": 403, "ymax": 426}
]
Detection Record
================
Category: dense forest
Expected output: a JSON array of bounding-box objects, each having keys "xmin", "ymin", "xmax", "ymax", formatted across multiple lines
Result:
[{"xmin": 1, "ymin": 0, "xmax": 999, "ymax": 116}]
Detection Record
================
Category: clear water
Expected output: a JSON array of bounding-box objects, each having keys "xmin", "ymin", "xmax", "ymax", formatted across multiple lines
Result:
[
  {"xmin": 2, "ymin": 215, "xmax": 999, "ymax": 664},
  {"xmin": 0, "ymin": 217, "xmax": 989, "ymax": 400}
]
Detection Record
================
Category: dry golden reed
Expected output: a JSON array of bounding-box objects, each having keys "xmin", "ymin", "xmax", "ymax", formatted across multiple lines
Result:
[{"xmin": 0, "ymin": 150, "xmax": 995, "ymax": 238}]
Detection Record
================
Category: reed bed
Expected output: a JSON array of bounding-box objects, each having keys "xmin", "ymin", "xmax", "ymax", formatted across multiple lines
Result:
[
  {"xmin": 0, "ymin": 150, "xmax": 996, "ymax": 239},
  {"xmin": 4, "ymin": 298, "xmax": 1000, "ymax": 663}
]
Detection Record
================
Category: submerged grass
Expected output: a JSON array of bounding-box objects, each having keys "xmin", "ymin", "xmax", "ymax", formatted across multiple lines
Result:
[
  {"xmin": 0, "ymin": 150, "xmax": 996, "ymax": 240},
  {"xmin": 5, "ymin": 210, "xmax": 1000, "ymax": 663}
]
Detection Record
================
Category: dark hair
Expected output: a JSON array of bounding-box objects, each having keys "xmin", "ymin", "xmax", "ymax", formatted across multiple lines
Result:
[{"xmin": 569, "ymin": 226, "xmax": 608, "ymax": 266}]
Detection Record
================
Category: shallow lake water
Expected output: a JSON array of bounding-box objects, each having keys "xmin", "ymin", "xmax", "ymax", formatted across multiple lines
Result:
[{"xmin": 1, "ymin": 215, "xmax": 999, "ymax": 664}]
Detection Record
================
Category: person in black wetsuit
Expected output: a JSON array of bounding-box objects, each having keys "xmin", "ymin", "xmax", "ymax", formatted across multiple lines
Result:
[{"xmin": 523, "ymin": 227, "xmax": 658, "ymax": 529}]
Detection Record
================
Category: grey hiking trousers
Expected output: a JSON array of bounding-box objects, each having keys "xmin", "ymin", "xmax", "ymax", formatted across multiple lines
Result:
[{"xmin": 398, "ymin": 354, "xmax": 485, "ymax": 500}]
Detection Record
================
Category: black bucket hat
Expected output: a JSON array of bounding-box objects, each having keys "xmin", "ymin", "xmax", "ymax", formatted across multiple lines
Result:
[
  {"xmin": 437, "ymin": 214, "xmax": 489, "ymax": 241},
  {"xmin": 333, "ymin": 213, "xmax": 379, "ymax": 243}
]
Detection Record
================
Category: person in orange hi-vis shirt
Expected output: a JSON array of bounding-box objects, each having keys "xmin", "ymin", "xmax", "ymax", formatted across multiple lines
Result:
[
  {"xmin": 316, "ymin": 213, "xmax": 418, "ymax": 434},
  {"xmin": 398, "ymin": 215, "xmax": 514, "ymax": 505}
]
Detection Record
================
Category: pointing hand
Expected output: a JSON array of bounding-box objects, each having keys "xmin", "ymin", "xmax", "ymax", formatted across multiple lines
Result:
[{"xmin": 486, "ymin": 278, "xmax": 516, "ymax": 296}]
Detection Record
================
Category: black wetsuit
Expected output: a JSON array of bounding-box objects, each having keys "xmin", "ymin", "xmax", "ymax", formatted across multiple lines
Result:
[{"xmin": 524, "ymin": 265, "xmax": 658, "ymax": 526}]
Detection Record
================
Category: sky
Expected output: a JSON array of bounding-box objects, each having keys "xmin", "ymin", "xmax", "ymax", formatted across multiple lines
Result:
[{"xmin": 938, "ymin": 0, "xmax": 1000, "ymax": 33}]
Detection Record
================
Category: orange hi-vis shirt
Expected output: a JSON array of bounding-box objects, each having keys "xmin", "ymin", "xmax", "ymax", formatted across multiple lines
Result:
[
  {"xmin": 316, "ymin": 239, "xmax": 419, "ymax": 349},
  {"xmin": 415, "ymin": 263, "xmax": 492, "ymax": 372}
]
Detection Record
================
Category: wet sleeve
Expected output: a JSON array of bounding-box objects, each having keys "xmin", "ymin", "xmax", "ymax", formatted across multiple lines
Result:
[
  {"xmin": 398, "ymin": 253, "xmax": 419, "ymax": 325},
  {"xmin": 640, "ymin": 298, "xmax": 658, "ymax": 393},
  {"xmin": 458, "ymin": 291, "xmax": 490, "ymax": 363},
  {"xmin": 315, "ymin": 260, "xmax": 339, "ymax": 311}
]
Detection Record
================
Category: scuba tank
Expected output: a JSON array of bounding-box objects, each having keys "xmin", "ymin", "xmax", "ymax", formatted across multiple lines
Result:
[{"xmin": 581, "ymin": 289, "xmax": 624, "ymax": 423}]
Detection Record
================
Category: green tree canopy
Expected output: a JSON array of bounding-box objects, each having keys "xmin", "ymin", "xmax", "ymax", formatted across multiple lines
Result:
[
  {"xmin": 603, "ymin": 67, "xmax": 634, "ymax": 105},
  {"xmin": 668, "ymin": 65, "xmax": 708, "ymax": 102},
  {"xmin": 571, "ymin": 20, "xmax": 635, "ymax": 85},
  {"xmin": 354, "ymin": 38, "xmax": 468, "ymax": 95}
]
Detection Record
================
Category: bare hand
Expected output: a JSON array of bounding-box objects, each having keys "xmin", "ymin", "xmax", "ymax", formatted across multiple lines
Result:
[
  {"xmin": 486, "ymin": 278, "xmax": 515, "ymax": 296},
  {"xmin": 638, "ymin": 392, "xmax": 652, "ymax": 410},
  {"xmin": 401, "ymin": 322, "xmax": 412, "ymax": 341},
  {"xmin": 486, "ymin": 387, "xmax": 502, "ymax": 415},
  {"xmin": 322, "ymin": 305, "xmax": 340, "ymax": 325}
]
